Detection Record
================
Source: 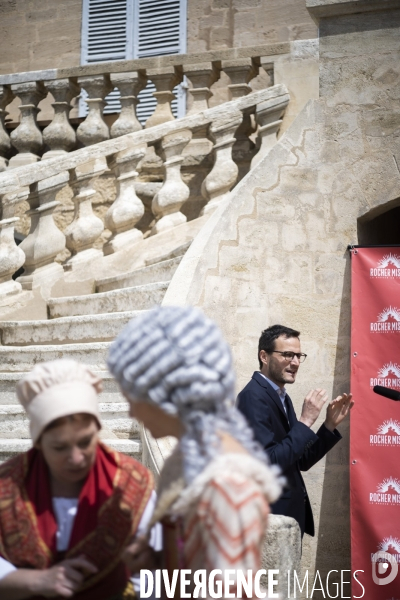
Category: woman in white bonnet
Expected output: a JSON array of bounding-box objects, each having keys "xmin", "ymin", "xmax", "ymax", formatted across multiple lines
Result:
[
  {"xmin": 0, "ymin": 359, "xmax": 156, "ymax": 600},
  {"xmin": 108, "ymin": 306, "xmax": 284, "ymax": 592}
]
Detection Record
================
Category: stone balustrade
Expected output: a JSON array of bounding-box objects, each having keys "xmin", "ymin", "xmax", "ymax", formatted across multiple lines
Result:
[
  {"xmin": 0, "ymin": 42, "xmax": 291, "ymax": 169},
  {"xmin": 0, "ymin": 83, "xmax": 289, "ymax": 297}
]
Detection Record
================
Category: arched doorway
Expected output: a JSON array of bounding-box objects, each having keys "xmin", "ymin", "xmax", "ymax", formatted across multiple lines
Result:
[{"xmin": 358, "ymin": 201, "xmax": 400, "ymax": 245}]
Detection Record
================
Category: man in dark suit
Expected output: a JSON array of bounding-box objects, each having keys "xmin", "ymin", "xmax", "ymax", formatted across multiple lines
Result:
[{"xmin": 237, "ymin": 324, "xmax": 353, "ymax": 538}]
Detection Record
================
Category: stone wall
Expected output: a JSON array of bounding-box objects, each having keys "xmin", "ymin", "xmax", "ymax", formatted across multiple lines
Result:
[
  {"xmin": 188, "ymin": 0, "xmax": 317, "ymax": 52},
  {"xmin": 0, "ymin": 0, "xmax": 82, "ymax": 74},
  {"xmin": 163, "ymin": 2, "xmax": 400, "ymax": 595},
  {"xmin": 0, "ymin": 0, "xmax": 317, "ymax": 76}
]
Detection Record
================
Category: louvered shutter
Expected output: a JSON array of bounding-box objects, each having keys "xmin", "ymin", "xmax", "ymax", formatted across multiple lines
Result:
[{"xmin": 80, "ymin": 0, "xmax": 187, "ymax": 122}]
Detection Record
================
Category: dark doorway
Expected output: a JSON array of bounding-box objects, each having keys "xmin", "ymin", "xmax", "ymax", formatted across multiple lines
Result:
[{"xmin": 358, "ymin": 202, "xmax": 400, "ymax": 245}]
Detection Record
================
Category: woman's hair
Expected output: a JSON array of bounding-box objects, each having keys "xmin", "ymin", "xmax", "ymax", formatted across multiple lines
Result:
[
  {"xmin": 108, "ymin": 306, "xmax": 269, "ymax": 484},
  {"xmin": 42, "ymin": 413, "xmax": 99, "ymax": 435}
]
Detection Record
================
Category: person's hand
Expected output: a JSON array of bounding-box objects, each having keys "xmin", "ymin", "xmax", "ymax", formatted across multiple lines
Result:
[
  {"xmin": 324, "ymin": 393, "xmax": 354, "ymax": 432},
  {"xmin": 33, "ymin": 556, "xmax": 98, "ymax": 598},
  {"xmin": 299, "ymin": 389, "xmax": 329, "ymax": 428},
  {"xmin": 122, "ymin": 535, "xmax": 160, "ymax": 574}
]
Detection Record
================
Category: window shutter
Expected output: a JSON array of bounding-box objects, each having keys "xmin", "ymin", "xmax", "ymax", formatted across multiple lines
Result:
[{"xmin": 80, "ymin": 0, "xmax": 187, "ymax": 121}]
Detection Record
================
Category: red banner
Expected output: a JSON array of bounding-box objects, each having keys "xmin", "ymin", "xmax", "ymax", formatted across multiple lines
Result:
[{"xmin": 351, "ymin": 247, "xmax": 400, "ymax": 598}]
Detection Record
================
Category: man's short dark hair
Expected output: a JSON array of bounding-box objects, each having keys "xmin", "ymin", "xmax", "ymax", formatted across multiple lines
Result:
[{"xmin": 258, "ymin": 324, "xmax": 300, "ymax": 369}]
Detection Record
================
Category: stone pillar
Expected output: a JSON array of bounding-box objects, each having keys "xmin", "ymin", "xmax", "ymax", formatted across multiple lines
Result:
[
  {"xmin": 42, "ymin": 79, "xmax": 80, "ymax": 159},
  {"xmin": 201, "ymin": 111, "xmax": 243, "ymax": 214},
  {"xmin": 145, "ymin": 67, "xmax": 181, "ymax": 129},
  {"xmin": 64, "ymin": 159, "xmax": 105, "ymax": 269},
  {"xmin": 0, "ymin": 86, "xmax": 14, "ymax": 172},
  {"xmin": 222, "ymin": 58, "xmax": 258, "ymax": 100},
  {"xmin": 251, "ymin": 97, "xmax": 289, "ymax": 169},
  {"xmin": 183, "ymin": 62, "xmax": 220, "ymax": 115},
  {"xmin": 151, "ymin": 129, "xmax": 192, "ymax": 235},
  {"xmin": 110, "ymin": 72, "xmax": 147, "ymax": 138},
  {"xmin": 9, "ymin": 82, "xmax": 46, "ymax": 168},
  {"xmin": 0, "ymin": 191, "xmax": 25, "ymax": 297},
  {"xmin": 76, "ymin": 75, "xmax": 113, "ymax": 146},
  {"xmin": 17, "ymin": 172, "xmax": 68, "ymax": 290},
  {"xmin": 104, "ymin": 145, "xmax": 147, "ymax": 255}
]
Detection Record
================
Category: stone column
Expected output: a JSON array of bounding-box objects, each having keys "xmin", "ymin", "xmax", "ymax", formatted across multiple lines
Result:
[
  {"xmin": 222, "ymin": 58, "xmax": 258, "ymax": 100},
  {"xmin": 110, "ymin": 72, "xmax": 147, "ymax": 138},
  {"xmin": 9, "ymin": 82, "xmax": 47, "ymax": 168},
  {"xmin": 17, "ymin": 172, "xmax": 68, "ymax": 290},
  {"xmin": 64, "ymin": 159, "xmax": 105, "ymax": 270},
  {"xmin": 42, "ymin": 79, "xmax": 80, "ymax": 159},
  {"xmin": 0, "ymin": 191, "xmax": 26, "ymax": 296},
  {"xmin": 183, "ymin": 62, "xmax": 220, "ymax": 115},
  {"xmin": 0, "ymin": 86, "xmax": 14, "ymax": 172},
  {"xmin": 151, "ymin": 129, "xmax": 192, "ymax": 235},
  {"xmin": 183, "ymin": 62, "xmax": 221, "ymax": 157},
  {"xmin": 76, "ymin": 75, "xmax": 113, "ymax": 146},
  {"xmin": 201, "ymin": 111, "xmax": 243, "ymax": 214},
  {"xmin": 251, "ymin": 97, "xmax": 289, "ymax": 169},
  {"xmin": 145, "ymin": 67, "xmax": 181, "ymax": 129},
  {"xmin": 104, "ymin": 145, "xmax": 147, "ymax": 254}
]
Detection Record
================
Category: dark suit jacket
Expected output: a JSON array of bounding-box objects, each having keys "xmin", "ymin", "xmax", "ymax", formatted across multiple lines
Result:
[{"xmin": 237, "ymin": 371, "xmax": 341, "ymax": 536}]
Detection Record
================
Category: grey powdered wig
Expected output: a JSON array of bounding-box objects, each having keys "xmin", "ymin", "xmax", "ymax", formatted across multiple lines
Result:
[{"xmin": 108, "ymin": 305, "xmax": 269, "ymax": 483}]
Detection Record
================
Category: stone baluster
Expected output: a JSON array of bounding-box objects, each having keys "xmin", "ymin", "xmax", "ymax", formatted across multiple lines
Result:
[
  {"xmin": 9, "ymin": 82, "xmax": 47, "ymax": 168},
  {"xmin": 104, "ymin": 145, "xmax": 147, "ymax": 254},
  {"xmin": 110, "ymin": 72, "xmax": 147, "ymax": 138},
  {"xmin": 76, "ymin": 75, "xmax": 113, "ymax": 146},
  {"xmin": 42, "ymin": 79, "xmax": 80, "ymax": 159},
  {"xmin": 145, "ymin": 67, "xmax": 181, "ymax": 129},
  {"xmin": 201, "ymin": 111, "xmax": 243, "ymax": 214},
  {"xmin": 183, "ymin": 62, "xmax": 220, "ymax": 115},
  {"xmin": 0, "ymin": 190, "xmax": 26, "ymax": 296},
  {"xmin": 182, "ymin": 62, "xmax": 221, "ymax": 157},
  {"xmin": 16, "ymin": 173, "xmax": 68, "ymax": 290},
  {"xmin": 251, "ymin": 98, "xmax": 288, "ymax": 169},
  {"xmin": 0, "ymin": 86, "xmax": 14, "ymax": 172},
  {"xmin": 222, "ymin": 58, "xmax": 258, "ymax": 99},
  {"xmin": 151, "ymin": 129, "xmax": 192, "ymax": 235},
  {"xmin": 64, "ymin": 159, "xmax": 105, "ymax": 270}
]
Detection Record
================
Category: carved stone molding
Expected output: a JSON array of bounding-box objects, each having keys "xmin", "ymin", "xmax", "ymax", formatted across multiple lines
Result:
[
  {"xmin": 104, "ymin": 145, "xmax": 146, "ymax": 254},
  {"xmin": 110, "ymin": 72, "xmax": 147, "ymax": 138},
  {"xmin": 151, "ymin": 129, "xmax": 192, "ymax": 235},
  {"xmin": 42, "ymin": 79, "xmax": 80, "ymax": 159},
  {"xmin": 222, "ymin": 58, "xmax": 258, "ymax": 99},
  {"xmin": 251, "ymin": 98, "xmax": 288, "ymax": 168},
  {"xmin": 76, "ymin": 75, "xmax": 113, "ymax": 147},
  {"xmin": 9, "ymin": 81, "xmax": 47, "ymax": 168}
]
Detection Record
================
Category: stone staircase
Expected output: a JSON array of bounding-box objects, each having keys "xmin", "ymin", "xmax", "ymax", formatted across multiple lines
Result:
[{"xmin": 0, "ymin": 244, "xmax": 187, "ymax": 463}]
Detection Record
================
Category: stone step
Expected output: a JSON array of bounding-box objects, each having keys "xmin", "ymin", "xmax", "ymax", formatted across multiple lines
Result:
[
  {"xmin": 0, "ymin": 311, "xmax": 142, "ymax": 346},
  {"xmin": 48, "ymin": 281, "xmax": 169, "ymax": 318},
  {"xmin": 0, "ymin": 372, "xmax": 122, "ymax": 403},
  {"xmin": 96, "ymin": 257, "xmax": 182, "ymax": 293},
  {"xmin": 145, "ymin": 240, "xmax": 192, "ymax": 266},
  {"xmin": 0, "ymin": 342, "xmax": 111, "ymax": 372},
  {"xmin": 0, "ymin": 402, "xmax": 138, "ymax": 439},
  {"xmin": 0, "ymin": 438, "xmax": 141, "ymax": 463}
]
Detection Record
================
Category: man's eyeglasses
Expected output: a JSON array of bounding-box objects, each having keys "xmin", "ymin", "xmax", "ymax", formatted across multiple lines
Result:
[{"xmin": 271, "ymin": 351, "xmax": 307, "ymax": 363}]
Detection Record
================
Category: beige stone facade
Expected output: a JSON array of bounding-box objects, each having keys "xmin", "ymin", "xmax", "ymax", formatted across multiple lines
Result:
[{"xmin": 0, "ymin": 0, "xmax": 317, "ymax": 75}]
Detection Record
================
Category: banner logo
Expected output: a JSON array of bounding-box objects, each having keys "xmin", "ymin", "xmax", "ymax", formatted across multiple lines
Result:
[
  {"xmin": 370, "ymin": 363, "xmax": 400, "ymax": 388},
  {"xmin": 370, "ymin": 307, "xmax": 400, "ymax": 332},
  {"xmin": 370, "ymin": 420, "xmax": 400, "ymax": 446},
  {"xmin": 370, "ymin": 478, "xmax": 400, "ymax": 505},
  {"xmin": 370, "ymin": 254, "xmax": 400, "ymax": 278},
  {"xmin": 371, "ymin": 549, "xmax": 399, "ymax": 585}
]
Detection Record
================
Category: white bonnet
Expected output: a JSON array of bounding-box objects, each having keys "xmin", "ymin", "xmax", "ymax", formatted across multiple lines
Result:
[{"xmin": 17, "ymin": 359, "xmax": 102, "ymax": 443}]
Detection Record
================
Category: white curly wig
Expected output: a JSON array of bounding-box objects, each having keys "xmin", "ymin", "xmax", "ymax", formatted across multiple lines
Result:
[{"xmin": 108, "ymin": 306, "xmax": 269, "ymax": 483}]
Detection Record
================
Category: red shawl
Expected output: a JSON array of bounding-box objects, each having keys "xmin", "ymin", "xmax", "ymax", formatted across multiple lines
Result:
[{"xmin": 0, "ymin": 443, "xmax": 153, "ymax": 599}]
